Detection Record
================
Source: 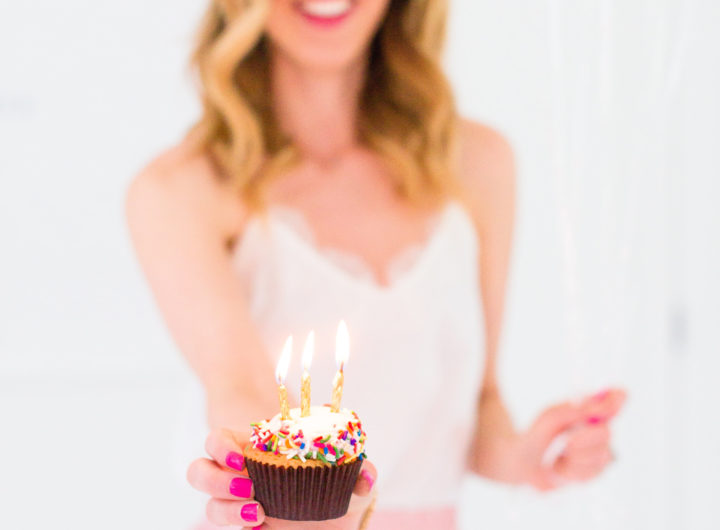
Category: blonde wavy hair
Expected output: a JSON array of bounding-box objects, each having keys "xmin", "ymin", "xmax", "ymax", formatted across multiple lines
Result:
[{"xmin": 189, "ymin": 0, "xmax": 459, "ymax": 207}]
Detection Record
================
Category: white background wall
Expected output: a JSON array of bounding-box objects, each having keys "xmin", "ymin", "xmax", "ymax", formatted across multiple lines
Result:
[{"xmin": 1, "ymin": 1, "xmax": 718, "ymax": 529}]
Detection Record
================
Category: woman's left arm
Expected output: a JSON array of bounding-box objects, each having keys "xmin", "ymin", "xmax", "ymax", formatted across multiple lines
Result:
[{"xmin": 459, "ymin": 120, "xmax": 626, "ymax": 490}]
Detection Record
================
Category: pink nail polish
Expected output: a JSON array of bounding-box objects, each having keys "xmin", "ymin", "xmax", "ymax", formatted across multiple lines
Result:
[
  {"xmin": 229, "ymin": 477, "xmax": 253, "ymax": 498},
  {"xmin": 361, "ymin": 469, "xmax": 375, "ymax": 490},
  {"xmin": 593, "ymin": 389, "xmax": 610, "ymax": 401},
  {"xmin": 241, "ymin": 503, "xmax": 258, "ymax": 522},
  {"xmin": 587, "ymin": 416, "xmax": 605, "ymax": 425},
  {"xmin": 226, "ymin": 451, "xmax": 244, "ymax": 471}
]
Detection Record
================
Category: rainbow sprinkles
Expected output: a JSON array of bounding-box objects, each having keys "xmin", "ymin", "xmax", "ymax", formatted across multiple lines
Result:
[{"xmin": 250, "ymin": 405, "xmax": 366, "ymax": 465}]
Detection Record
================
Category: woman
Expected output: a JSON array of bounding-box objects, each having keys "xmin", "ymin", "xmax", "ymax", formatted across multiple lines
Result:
[{"xmin": 127, "ymin": 0, "xmax": 625, "ymax": 528}]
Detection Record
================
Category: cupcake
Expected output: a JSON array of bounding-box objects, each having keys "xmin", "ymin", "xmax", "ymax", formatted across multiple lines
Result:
[{"xmin": 245, "ymin": 405, "xmax": 367, "ymax": 521}]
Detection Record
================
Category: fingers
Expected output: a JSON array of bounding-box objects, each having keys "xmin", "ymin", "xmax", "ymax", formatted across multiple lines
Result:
[
  {"xmin": 193, "ymin": 430, "xmax": 264, "ymax": 527},
  {"xmin": 565, "ymin": 446, "xmax": 613, "ymax": 468},
  {"xmin": 565, "ymin": 424, "xmax": 610, "ymax": 451},
  {"xmin": 188, "ymin": 457, "xmax": 255, "ymax": 501},
  {"xmin": 532, "ymin": 388, "xmax": 625, "ymax": 450},
  {"xmin": 534, "ymin": 444, "xmax": 612, "ymax": 488},
  {"xmin": 554, "ymin": 423, "xmax": 613, "ymax": 482},
  {"xmin": 579, "ymin": 388, "xmax": 627, "ymax": 423},
  {"xmin": 554, "ymin": 447, "xmax": 613, "ymax": 481},
  {"xmin": 205, "ymin": 428, "xmax": 249, "ymax": 474},
  {"xmin": 527, "ymin": 389, "xmax": 625, "ymax": 491},
  {"xmin": 527, "ymin": 401, "xmax": 583, "ymax": 449},
  {"xmin": 206, "ymin": 498, "xmax": 266, "ymax": 527},
  {"xmin": 353, "ymin": 460, "xmax": 377, "ymax": 496},
  {"xmin": 563, "ymin": 440, "xmax": 613, "ymax": 468}
]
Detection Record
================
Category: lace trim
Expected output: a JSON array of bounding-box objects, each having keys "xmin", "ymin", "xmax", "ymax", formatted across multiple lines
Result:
[{"xmin": 268, "ymin": 205, "xmax": 448, "ymax": 287}]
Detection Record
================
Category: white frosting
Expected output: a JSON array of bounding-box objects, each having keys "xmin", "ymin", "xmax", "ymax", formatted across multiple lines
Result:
[
  {"xmin": 250, "ymin": 405, "xmax": 366, "ymax": 463},
  {"xmin": 264, "ymin": 406, "xmax": 355, "ymax": 439}
]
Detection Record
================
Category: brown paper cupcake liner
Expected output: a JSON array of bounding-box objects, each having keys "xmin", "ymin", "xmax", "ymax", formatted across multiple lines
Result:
[{"xmin": 245, "ymin": 457, "xmax": 363, "ymax": 521}]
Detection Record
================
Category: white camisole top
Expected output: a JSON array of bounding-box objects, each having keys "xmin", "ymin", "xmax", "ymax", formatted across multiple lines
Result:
[
  {"xmin": 179, "ymin": 200, "xmax": 485, "ymax": 513},
  {"xmin": 236, "ymin": 200, "xmax": 485, "ymax": 510}
]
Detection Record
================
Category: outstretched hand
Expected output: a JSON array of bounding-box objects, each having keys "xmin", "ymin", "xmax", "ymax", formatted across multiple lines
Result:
[
  {"xmin": 518, "ymin": 388, "xmax": 626, "ymax": 490},
  {"xmin": 188, "ymin": 429, "xmax": 376, "ymax": 529}
]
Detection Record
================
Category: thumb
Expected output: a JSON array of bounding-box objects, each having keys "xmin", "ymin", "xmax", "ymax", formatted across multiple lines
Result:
[
  {"xmin": 353, "ymin": 460, "xmax": 376, "ymax": 497},
  {"xmin": 527, "ymin": 402, "xmax": 582, "ymax": 452}
]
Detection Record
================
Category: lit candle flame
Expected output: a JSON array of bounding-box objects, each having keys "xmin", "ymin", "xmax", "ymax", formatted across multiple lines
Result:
[
  {"xmin": 302, "ymin": 330, "xmax": 315, "ymax": 373},
  {"xmin": 335, "ymin": 320, "xmax": 350, "ymax": 371},
  {"xmin": 275, "ymin": 335, "xmax": 293, "ymax": 385}
]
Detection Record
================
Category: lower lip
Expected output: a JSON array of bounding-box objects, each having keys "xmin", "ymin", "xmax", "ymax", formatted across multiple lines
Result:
[{"xmin": 296, "ymin": 4, "xmax": 355, "ymax": 27}]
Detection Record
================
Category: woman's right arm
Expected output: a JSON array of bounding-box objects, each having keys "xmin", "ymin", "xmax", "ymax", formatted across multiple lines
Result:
[
  {"xmin": 126, "ymin": 148, "xmax": 377, "ymax": 528},
  {"xmin": 125, "ymin": 147, "xmax": 276, "ymax": 429}
]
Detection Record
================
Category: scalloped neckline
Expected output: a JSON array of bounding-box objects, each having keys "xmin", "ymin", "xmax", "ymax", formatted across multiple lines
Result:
[{"xmin": 259, "ymin": 202, "xmax": 460, "ymax": 293}]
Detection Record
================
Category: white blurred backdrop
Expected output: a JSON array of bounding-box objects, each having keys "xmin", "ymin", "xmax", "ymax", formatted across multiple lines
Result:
[{"xmin": 1, "ymin": 1, "xmax": 718, "ymax": 529}]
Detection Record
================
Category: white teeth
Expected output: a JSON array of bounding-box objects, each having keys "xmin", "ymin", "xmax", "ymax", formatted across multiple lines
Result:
[{"xmin": 300, "ymin": 0, "xmax": 352, "ymax": 18}]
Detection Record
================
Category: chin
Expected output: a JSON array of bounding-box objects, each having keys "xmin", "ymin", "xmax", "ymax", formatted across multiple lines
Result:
[{"xmin": 281, "ymin": 42, "xmax": 369, "ymax": 72}]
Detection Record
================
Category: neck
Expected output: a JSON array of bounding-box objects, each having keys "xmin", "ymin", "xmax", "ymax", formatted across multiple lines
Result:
[{"xmin": 270, "ymin": 47, "xmax": 368, "ymax": 163}]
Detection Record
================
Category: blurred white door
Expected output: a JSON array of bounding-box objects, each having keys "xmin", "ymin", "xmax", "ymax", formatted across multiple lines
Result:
[{"xmin": 447, "ymin": 1, "xmax": 720, "ymax": 529}]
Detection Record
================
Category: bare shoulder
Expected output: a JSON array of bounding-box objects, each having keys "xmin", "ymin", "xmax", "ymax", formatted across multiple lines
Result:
[
  {"xmin": 457, "ymin": 118, "xmax": 515, "ymax": 198},
  {"xmin": 125, "ymin": 139, "xmax": 244, "ymax": 241},
  {"xmin": 456, "ymin": 118, "xmax": 516, "ymax": 228}
]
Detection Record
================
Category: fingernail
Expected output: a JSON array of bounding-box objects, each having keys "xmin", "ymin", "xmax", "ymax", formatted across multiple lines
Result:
[
  {"xmin": 240, "ymin": 503, "xmax": 259, "ymax": 522},
  {"xmin": 361, "ymin": 469, "xmax": 375, "ymax": 490},
  {"xmin": 226, "ymin": 451, "xmax": 244, "ymax": 471},
  {"xmin": 587, "ymin": 415, "xmax": 605, "ymax": 425},
  {"xmin": 229, "ymin": 477, "xmax": 253, "ymax": 498},
  {"xmin": 593, "ymin": 389, "xmax": 610, "ymax": 401}
]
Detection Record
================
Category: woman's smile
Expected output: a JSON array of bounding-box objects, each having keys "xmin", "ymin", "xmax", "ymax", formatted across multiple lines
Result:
[{"xmin": 293, "ymin": 0, "xmax": 357, "ymax": 27}]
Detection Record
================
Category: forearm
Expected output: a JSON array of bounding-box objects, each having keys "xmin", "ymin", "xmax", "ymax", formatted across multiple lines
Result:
[
  {"xmin": 205, "ymin": 377, "xmax": 287, "ymax": 433},
  {"xmin": 467, "ymin": 386, "xmax": 525, "ymax": 485}
]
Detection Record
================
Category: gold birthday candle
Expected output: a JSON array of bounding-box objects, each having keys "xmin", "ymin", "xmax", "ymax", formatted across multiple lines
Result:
[
  {"xmin": 331, "ymin": 321, "xmax": 350, "ymax": 412},
  {"xmin": 275, "ymin": 336, "xmax": 293, "ymax": 420},
  {"xmin": 301, "ymin": 330, "xmax": 315, "ymax": 417}
]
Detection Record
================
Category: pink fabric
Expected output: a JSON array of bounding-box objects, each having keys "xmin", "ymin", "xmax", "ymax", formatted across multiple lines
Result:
[
  {"xmin": 366, "ymin": 507, "xmax": 457, "ymax": 529},
  {"xmin": 191, "ymin": 508, "xmax": 457, "ymax": 529}
]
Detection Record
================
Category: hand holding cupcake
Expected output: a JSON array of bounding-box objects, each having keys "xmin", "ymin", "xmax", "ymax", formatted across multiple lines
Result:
[
  {"xmin": 188, "ymin": 426, "xmax": 376, "ymax": 528},
  {"xmin": 188, "ymin": 324, "xmax": 374, "ymax": 527}
]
